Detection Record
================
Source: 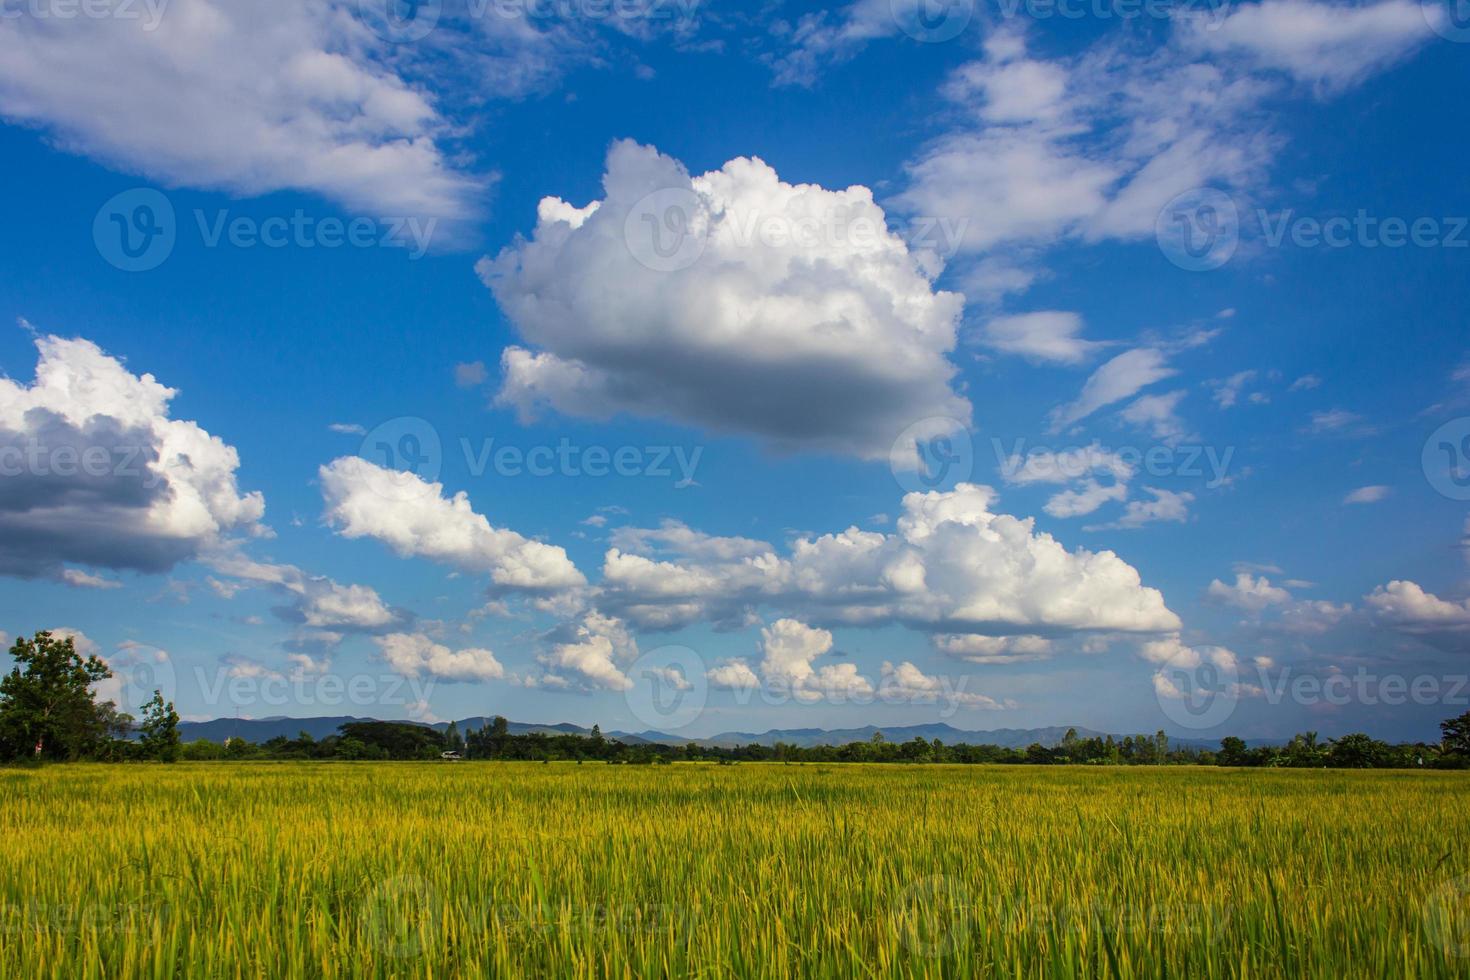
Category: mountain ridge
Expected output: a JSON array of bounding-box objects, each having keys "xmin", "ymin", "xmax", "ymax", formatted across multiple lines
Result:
[{"xmin": 177, "ymin": 716, "xmax": 1231, "ymax": 749}]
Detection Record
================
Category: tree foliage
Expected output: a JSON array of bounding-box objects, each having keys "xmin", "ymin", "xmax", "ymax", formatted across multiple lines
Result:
[
  {"xmin": 0, "ymin": 631, "xmax": 120, "ymax": 761},
  {"xmin": 139, "ymin": 690, "xmax": 182, "ymax": 762}
]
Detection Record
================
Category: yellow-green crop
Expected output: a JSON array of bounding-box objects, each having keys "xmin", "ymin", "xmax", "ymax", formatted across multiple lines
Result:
[{"xmin": 2, "ymin": 762, "xmax": 1468, "ymax": 978}]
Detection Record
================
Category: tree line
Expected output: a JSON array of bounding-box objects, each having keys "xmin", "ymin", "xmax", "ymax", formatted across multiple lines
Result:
[
  {"xmin": 4, "ymin": 631, "xmax": 1469, "ymax": 768},
  {"xmin": 167, "ymin": 717, "xmax": 1470, "ymax": 768}
]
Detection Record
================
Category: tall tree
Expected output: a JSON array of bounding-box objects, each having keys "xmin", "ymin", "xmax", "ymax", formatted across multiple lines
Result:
[
  {"xmin": 489, "ymin": 715, "xmax": 510, "ymax": 758},
  {"xmin": 1441, "ymin": 711, "xmax": 1470, "ymax": 758},
  {"xmin": 1218, "ymin": 736, "xmax": 1248, "ymax": 767},
  {"xmin": 0, "ymin": 631, "xmax": 117, "ymax": 761},
  {"xmin": 138, "ymin": 690, "xmax": 182, "ymax": 762}
]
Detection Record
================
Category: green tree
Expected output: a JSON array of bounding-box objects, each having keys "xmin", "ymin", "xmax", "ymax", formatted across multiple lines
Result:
[
  {"xmin": 1218, "ymin": 736, "xmax": 1248, "ymax": 766},
  {"xmin": 445, "ymin": 720, "xmax": 464, "ymax": 755},
  {"xmin": 1060, "ymin": 727, "xmax": 1080, "ymax": 760},
  {"xmin": 337, "ymin": 721, "xmax": 443, "ymax": 760},
  {"xmin": 138, "ymin": 690, "xmax": 181, "ymax": 762},
  {"xmin": 489, "ymin": 715, "xmax": 510, "ymax": 758},
  {"xmin": 1283, "ymin": 731, "xmax": 1323, "ymax": 767},
  {"xmin": 1327, "ymin": 733, "xmax": 1388, "ymax": 769},
  {"xmin": 1441, "ymin": 711, "xmax": 1470, "ymax": 758},
  {"xmin": 0, "ymin": 631, "xmax": 117, "ymax": 760}
]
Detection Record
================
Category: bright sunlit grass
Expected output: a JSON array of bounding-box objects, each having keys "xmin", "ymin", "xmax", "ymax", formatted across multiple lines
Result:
[{"xmin": 2, "ymin": 762, "xmax": 1469, "ymax": 978}]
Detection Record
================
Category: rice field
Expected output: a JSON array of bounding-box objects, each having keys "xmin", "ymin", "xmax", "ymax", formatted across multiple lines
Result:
[{"xmin": 1, "ymin": 762, "xmax": 1468, "ymax": 978}]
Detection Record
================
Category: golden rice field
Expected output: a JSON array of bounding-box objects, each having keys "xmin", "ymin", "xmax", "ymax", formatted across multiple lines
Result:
[{"xmin": 2, "ymin": 762, "xmax": 1469, "ymax": 978}]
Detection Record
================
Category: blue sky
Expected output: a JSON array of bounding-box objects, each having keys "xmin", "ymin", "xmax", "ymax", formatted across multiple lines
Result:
[{"xmin": 0, "ymin": 0, "xmax": 1467, "ymax": 743}]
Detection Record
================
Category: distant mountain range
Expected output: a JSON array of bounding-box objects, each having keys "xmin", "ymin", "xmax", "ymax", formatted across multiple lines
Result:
[{"xmin": 177, "ymin": 716, "xmax": 1229, "ymax": 750}]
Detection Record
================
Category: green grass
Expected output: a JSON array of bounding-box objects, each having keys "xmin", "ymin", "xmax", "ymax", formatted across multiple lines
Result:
[{"xmin": 2, "ymin": 762, "xmax": 1468, "ymax": 978}]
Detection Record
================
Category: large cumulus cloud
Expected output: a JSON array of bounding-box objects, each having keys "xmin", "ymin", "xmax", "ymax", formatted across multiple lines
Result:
[
  {"xmin": 599, "ymin": 483, "xmax": 1180, "ymax": 637},
  {"xmin": 477, "ymin": 140, "xmax": 970, "ymax": 460},
  {"xmin": 0, "ymin": 334, "xmax": 265, "ymax": 580}
]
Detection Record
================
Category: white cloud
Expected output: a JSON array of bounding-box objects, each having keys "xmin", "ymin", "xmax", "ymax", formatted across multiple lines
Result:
[
  {"xmin": 600, "ymin": 483, "xmax": 1180, "ymax": 637},
  {"xmin": 1002, "ymin": 442, "xmax": 1135, "ymax": 485},
  {"xmin": 763, "ymin": 0, "xmax": 911, "ymax": 86},
  {"xmin": 1289, "ymin": 374, "xmax": 1322, "ymax": 391},
  {"xmin": 0, "ymin": 334, "xmax": 266, "ymax": 581},
  {"xmin": 95, "ymin": 637, "xmax": 173, "ymax": 711},
  {"xmin": 328, "ymin": 423, "xmax": 367, "ymax": 436},
  {"xmin": 1049, "ymin": 349, "xmax": 1176, "ymax": 431},
  {"xmin": 1210, "ymin": 370, "xmax": 1258, "ymax": 408},
  {"xmin": 894, "ymin": 7, "xmax": 1433, "ymax": 294},
  {"xmin": 1206, "ymin": 571, "xmax": 1292, "ymax": 611},
  {"xmin": 706, "ymin": 658, "xmax": 761, "ymax": 691},
  {"xmin": 1119, "ymin": 390, "xmax": 1192, "ymax": 445},
  {"xmin": 1179, "ymin": 0, "xmax": 1436, "ymax": 92},
  {"xmin": 931, "ymin": 633, "xmax": 1054, "ymax": 664},
  {"xmin": 479, "ymin": 140, "xmax": 970, "ymax": 460},
  {"xmin": 757, "ymin": 618, "xmax": 874, "ymax": 702},
  {"xmin": 1343, "ymin": 485, "xmax": 1390, "ymax": 505},
  {"xmin": 999, "ymin": 443, "xmax": 1134, "ymax": 525},
  {"xmin": 1308, "ymin": 408, "xmax": 1367, "ymax": 433},
  {"xmin": 877, "ymin": 660, "xmax": 1015, "ymax": 710},
  {"xmin": 61, "ymin": 568, "xmax": 122, "ymax": 590},
  {"xmin": 206, "ymin": 576, "xmax": 245, "ymax": 599},
  {"xmin": 705, "ymin": 621, "xmax": 1017, "ymax": 708},
  {"xmin": 978, "ymin": 311, "xmax": 1103, "ymax": 365},
  {"xmin": 898, "ymin": 127, "xmax": 1118, "ymax": 256},
  {"xmin": 376, "ymin": 632, "xmax": 504, "ymax": 683},
  {"xmin": 1364, "ymin": 580, "xmax": 1470, "ymax": 633},
  {"xmin": 1044, "ymin": 479, "xmax": 1130, "ymax": 519},
  {"xmin": 533, "ymin": 611, "xmax": 639, "ymax": 691},
  {"xmin": 48, "ymin": 627, "xmax": 100, "ymax": 658},
  {"xmin": 204, "ymin": 549, "xmax": 403, "ymax": 634},
  {"xmin": 897, "ymin": 28, "xmax": 1272, "ymax": 266},
  {"xmin": 1141, "ymin": 634, "xmax": 1259, "ymax": 700},
  {"xmin": 1277, "ymin": 598, "xmax": 1353, "ymax": 634},
  {"xmin": 320, "ymin": 456, "xmax": 585, "ymax": 592},
  {"xmin": 0, "ymin": 0, "xmax": 485, "ymax": 224},
  {"xmin": 1089, "ymin": 488, "xmax": 1194, "ymax": 530}
]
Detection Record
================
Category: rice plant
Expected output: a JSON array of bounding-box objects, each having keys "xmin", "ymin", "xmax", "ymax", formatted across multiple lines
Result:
[{"xmin": 1, "ymin": 762, "xmax": 1468, "ymax": 978}]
